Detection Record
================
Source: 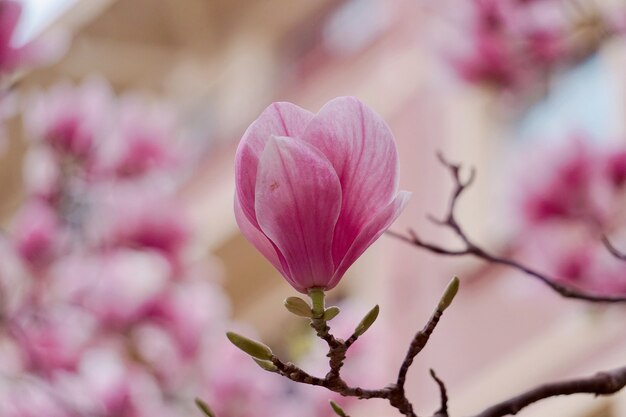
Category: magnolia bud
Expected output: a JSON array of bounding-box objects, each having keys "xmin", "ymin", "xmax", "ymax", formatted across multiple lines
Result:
[
  {"xmin": 438, "ymin": 276, "xmax": 460, "ymax": 312},
  {"xmin": 354, "ymin": 305, "xmax": 379, "ymax": 337},
  {"xmin": 226, "ymin": 331, "xmax": 273, "ymax": 360}
]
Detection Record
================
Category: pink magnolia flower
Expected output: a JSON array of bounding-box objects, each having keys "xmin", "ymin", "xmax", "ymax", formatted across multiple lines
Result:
[
  {"xmin": 454, "ymin": 31, "xmax": 523, "ymax": 89},
  {"xmin": 85, "ymin": 250, "xmax": 171, "ymax": 326},
  {"xmin": 142, "ymin": 277, "xmax": 229, "ymax": 358},
  {"xmin": 234, "ymin": 97, "xmax": 410, "ymax": 293},
  {"xmin": 13, "ymin": 305, "xmax": 96, "ymax": 374},
  {"xmin": 447, "ymin": 0, "xmax": 616, "ymax": 95},
  {"xmin": 93, "ymin": 189, "xmax": 189, "ymax": 263},
  {"xmin": 0, "ymin": 1, "xmax": 68, "ymax": 76},
  {"xmin": 51, "ymin": 250, "xmax": 170, "ymax": 327},
  {"xmin": 22, "ymin": 147, "xmax": 61, "ymax": 201},
  {"xmin": 0, "ymin": 1, "xmax": 32, "ymax": 73},
  {"xmin": 519, "ymin": 139, "xmax": 604, "ymax": 224},
  {"xmin": 65, "ymin": 346, "xmax": 169, "ymax": 417},
  {"xmin": 23, "ymin": 78, "xmax": 114, "ymax": 163},
  {"xmin": 604, "ymin": 149, "xmax": 626, "ymax": 188},
  {"xmin": 99, "ymin": 95, "xmax": 179, "ymax": 178},
  {"xmin": 0, "ymin": 378, "xmax": 71, "ymax": 417},
  {"xmin": 12, "ymin": 200, "xmax": 62, "ymax": 268}
]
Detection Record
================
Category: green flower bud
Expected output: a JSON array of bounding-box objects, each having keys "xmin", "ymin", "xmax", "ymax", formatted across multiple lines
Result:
[
  {"xmin": 354, "ymin": 304, "xmax": 379, "ymax": 337},
  {"xmin": 438, "ymin": 276, "xmax": 460, "ymax": 312},
  {"xmin": 226, "ymin": 331, "xmax": 273, "ymax": 360}
]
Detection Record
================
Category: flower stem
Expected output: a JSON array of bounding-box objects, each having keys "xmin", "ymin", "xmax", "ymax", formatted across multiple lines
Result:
[{"xmin": 308, "ymin": 287, "xmax": 325, "ymax": 318}]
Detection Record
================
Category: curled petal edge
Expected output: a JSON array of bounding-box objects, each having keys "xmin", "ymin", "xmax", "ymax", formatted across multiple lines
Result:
[{"xmin": 326, "ymin": 191, "xmax": 411, "ymax": 290}]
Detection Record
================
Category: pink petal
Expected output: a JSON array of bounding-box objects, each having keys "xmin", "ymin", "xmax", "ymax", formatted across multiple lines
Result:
[
  {"xmin": 327, "ymin": 191, "xmax": 411, "ymax": 290},
  {"xmin": 234, "ymin": 193, "xmax": 290, "ymax": 280},
  {"xmin": 255, "ymin": 136, "xmax": 342, "ymax": 292},
  {"xmin": 235, "ymin": 102, "xmax": 314, "ymax": 228},
  {"xmin": 0, "ymin": 1, "xmax": 21, "ymax": 49},
  {"xmin": 0, "ymin": 1, "xmax": 22, "ymax": 70},
  {"xmin": 300, "ymin": 97, "xmax": 400, "ymax": 267}
]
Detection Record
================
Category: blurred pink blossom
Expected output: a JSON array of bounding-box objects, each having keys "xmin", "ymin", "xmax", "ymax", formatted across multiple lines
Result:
[
  {"xmin": 68, "ymin": 250, "xmax": 171, "ymax": 327},
  {"xmin": 201, "ymin": 337, "xmax": 298, "ymax": 417},
  {"xmin": 604, "ymin": 149, "xmax": 626, "ymax": 188},
  {"xmin": 143, "ymin": 277, "xmax": 229, "ymax": 357},
  {"xmin": 12, "ymin": 200, "xmax": 62, "ymax": 269},
  {"xmin": 12, "ymin": 305, "xmax": 96, "ymax": 374},
  {"xmin": 22, "ymin": 147, "xmax": 61, "ymax": 201},
  {"xmin": 2, "ymin": 79, "xmax": 368, "ymax": 417},
  {"xmin": 448, "ymin": 0, "xmax": 622, "ymax": 94},
  {"xmin": 93, "ymin": 190, "xmax": 189, "ymax": 264},
  {"xmin": 521, "ymin": 140, "xmax": 602, "ymax": 224},
  {"xmin": 0, "ymin": 0, "xmax": 68, "ymax": 76},
  {"xmin": 0, "ymin": 378, "xmax": 72, "ymax": 417},
  {"xmin": 103, "ymin": 95, "xmax": 180, "ymax": 178},
  {"xmin": 514, "ymin": 137, "xmax": 626, "ymax": 295},
  {"xmin": 0, "ymin": 1, "xmax": 33, "ymax": 72},
  {"xmin": 23, "ymin": 78, "xmax": 114, "ymax": 163}
]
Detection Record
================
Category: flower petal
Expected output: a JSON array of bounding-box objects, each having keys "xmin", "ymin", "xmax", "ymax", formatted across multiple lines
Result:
[
  {"xmin": 255, "ymin": 136, "xmax": 342, "ymax": 292},
  {"xmin": 234, "ymin": 193, "xmax": 290, "ymax": 280},
  {"xmin": 300, "ymin": 97, "xmax": 400, "ymax": 267},
  {"xmin": 0, "ymin": 2, "xmax": 20, "ymax": 45},
  {"xmin": 326, "ymin": 191, "xmax": 411, "ymax": 290},
  {"xmin": 235, "ymin": 102, "xmax": 314, "ymax": 228}
]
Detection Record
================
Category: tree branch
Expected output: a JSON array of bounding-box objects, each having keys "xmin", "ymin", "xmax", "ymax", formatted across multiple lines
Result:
[
  {"xmin": 430, "ymin": 369, "xmax": 449, "ymax": 417},
  {"xmin": 221, "ymin": 157, "xmax": 626, "ymax": 417},
  {"xmin": 397, "ymin": 310, "xmax": 443, "ymax": 389},
  {"xmin": 388, "ymin": 153, "xmax": 626, "ymax": 303},
  {"xmin": 601, "ymin": 236, "xmax": 626, "ymax": 261},
  {"xmin": 261, "ymin": 280, "xmax": 458, "ymax": 417},
  {"xmin": 468, "ymin": 365, "xmax": 626, "ymax": 417}
]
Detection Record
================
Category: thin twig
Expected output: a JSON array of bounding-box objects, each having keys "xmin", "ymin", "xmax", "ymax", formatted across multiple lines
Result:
[
  {"xmin": 231, "ymin": 154, "xmax": 626, "ymax": 417},
  {"xmin": 344, "ymin": 331, "xmax": 360, "ymax": 349},
  {"xmin": 468, "ymin": 365, "xmax": 626, "ymax": 417},
  {"xmin": 601, "ymin": 236, "xmax": 626, "ymax": 261},
  {"xmin": 310, "ymin": 317, "xmax": 347, "ymax": 379},
  {"xmin": 265, "ymin": 284, "xmax": 458, "ymax": 417},
  {"xmin": 430, "ymin": 369, "xmax": 449, "ymax": 417},
  {"xmin": 397, "ymin": 310, "xmax": 443, "ymax": 389},
  {"xmin": 388, "ymin": 154, "xmax": 626, "ymax": 303}
]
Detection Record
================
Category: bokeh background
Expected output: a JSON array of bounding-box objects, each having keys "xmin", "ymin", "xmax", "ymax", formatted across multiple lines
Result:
[{"xmin": 1, "ymin": 0, "xmax": 626, "ymax": 416}]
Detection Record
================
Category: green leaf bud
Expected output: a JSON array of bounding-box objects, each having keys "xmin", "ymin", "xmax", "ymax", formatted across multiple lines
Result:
[
  {"xmin": 284, "ymin": 296, "xmax": 313, "ymax": 318},
  {"xmin": 323, "ymin": 306, "xmax": 341, "ymax": 321},
  {"xmin": 438, "ymin": 276, "xmax": 460, "ymax": 312},
  {"xmin": 226, "ymin": 331, "xmax": 273, "ymax": 360},
  {"xmin": 354, "ymin": 304, "xmax": 379, "ymax": 337}
]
